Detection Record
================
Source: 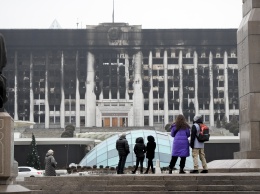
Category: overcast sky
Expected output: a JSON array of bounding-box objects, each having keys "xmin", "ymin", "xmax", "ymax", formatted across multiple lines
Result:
[{"xmin": 0, "ymin": 0, "xmax": 243, "ymax": 29}]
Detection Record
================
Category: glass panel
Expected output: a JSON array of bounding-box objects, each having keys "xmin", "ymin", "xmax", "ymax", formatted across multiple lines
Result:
[
  {"xmin": 107, "ymin": 149, "xmax": 118, "ymax": 158},
  {"xmin": 97, "ymin": 160, "xmax": 107, "ymax": 167},
  {"xmin": 87, "ymin": 151, "xmax": 96, "ymax": 162},
  {"xmin": 88, "ymin": 159, "xmax": 96, "ymax": 167},
  {"xmin": 107, "ymin": 143, "xmax": 115, "ymax": 151},
  {"xmin": 159, "ymin": 152, "xmax": 171, "ymax": 163},
  {"xmin": 108, "ymin": 156, "xmax": 119, "ymax": 167},
  {"xmin": 158, "ymin": 145, "xmax": 171, "ymax": 154},
  {"xmin": 97, "ymin": 142, "xmax": 107, "ymax": 151},
  {"xmin": 97, "ymin": 152, "xmax": 107, "ymax": 163},
  {"xmin": 157, "ymin": 132, "xmax": 169, "ymax": 139},
  {"xmin": 107, "ymin": 135, "xmax": 118, "ymax": 145},
  {"xmin": 126, "ymin": 153, "xmax": 134, "ymax": 163},
  {"xmin": 157, "ymin": 138, "xmax": 170, "ymax": 146}
]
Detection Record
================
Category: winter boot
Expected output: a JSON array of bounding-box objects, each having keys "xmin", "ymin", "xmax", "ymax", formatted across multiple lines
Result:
[
  {"xmin": 179, "ymin": 169, "xmax": 186, "ymax": 174},
  {"xmin": 200, "ymin": 169, "xmax": 208, "ymax": 173},
  {"xmin": 190, "ymin": 170, "xmax": 199, "ymax": 173}
]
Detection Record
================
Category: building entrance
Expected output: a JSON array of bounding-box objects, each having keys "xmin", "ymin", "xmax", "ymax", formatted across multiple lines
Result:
[{"xmin": 102, "ymin": 117, "xmax": 128, "ymax": 127}]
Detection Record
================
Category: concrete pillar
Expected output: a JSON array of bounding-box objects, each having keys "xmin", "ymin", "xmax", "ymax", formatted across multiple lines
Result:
[
  {"xmin": 45, "ymin": 54, "xmax": 49, "ymax": 128},
  {"xmin": 193, "ymin": 51, "xmax": 199, "ymax": 116},
  {"xmin": 133, "ymin": 51, "xmax": 144, "ymax": 126},
  {"xmin": 163, "ymin": 50, "xmax": 169, "ymax": 125},
  {"xmin": 209, "ymin": 52, "xmax": 214, "ymax": 126},
  {"xmin": 178, "ymin": 51, "xmax": 183, "ymax": 115},
  {"xmin": 14, "ymin": 52, "xmax": 18, "ymax": 121},
  {"xmin": 75, "ymin": 51, "xmax": 80, "ymax": 128},
  {"xmin": 234, "ymin": 0, "xmax": 260, "ymax": 159},
  {"xmin": 29, "ymin": 53, "xmax": 34, "ymax": 126},
  {"xmin": 148, "ymin": 51, "xmax": 154, "ymax": 126},
  {"xmin": 0, "ymin": 113, "xmax": 30, "ymax": 193},
  {"xmin": 224, "ymin": 51, "xmax": 230, "ymax": 122},
  {"xmin": 85, "ymin": 51, "xmax": 96, "ymax": 127},
  {"xmin": 60, "ymin": 52, "xmax": 65, "ymax": 128},
  {"xmin": 125, "ymin": 54, "xmax": 129, "ymax": 101}
]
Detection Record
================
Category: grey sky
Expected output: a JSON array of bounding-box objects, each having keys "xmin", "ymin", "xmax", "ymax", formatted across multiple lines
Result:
[{"xmin": 0, "ymin": 0, "xmax": 242, "ymax": 29}]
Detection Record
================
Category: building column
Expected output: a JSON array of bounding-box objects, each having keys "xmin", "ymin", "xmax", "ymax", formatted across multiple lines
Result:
[
  {"xmin": 209, "ymin": 52, "xmax": 214, "ymax": 126},
  {"xmin": 29, "ymin": 53, "xmax": 34, "ymax": 125},
  {"xmin": 178, "ymin": 51, "xmax": 183, "ymax": 115},
  {"xmin": 148, "ymin": 51, "xmax": 154, "ymax": 126},
  {"xmin": 14, "ymin": 52, "xmax": 18, "ymax": 121},
  {"xmin": 85, "ymin": 51, "xmax": 96, "ymax": 127},
  {"xmin": 133, "ymin": 51, "xmax": 144, "ymax": 126},
  {"xmin": 117, "ymin": 58, "xmax": 120, "ymax": 99},
  {"xmin": 125, "ymin": 54, "xmax": 130, "ymax": 101},
  {"xmin": 45, "ymin": 53, "xmax": 50, "ymax": 128},
  {"xmin": 163, "ymin": 50, "xmax": 169, "ymax": 125},
  {"xmin": 224, "ymin": 51, "xmax": 230, "ymax": 122},
  {"xmin": 193, "ymin": 51, "xmax": 199, "ymax": 116},
  {"xmin": 60, "ymin": 52, "xmax": 65, "ymax": 128},
  {"xmin": 75, "ymin": 51, "xmax": 80, "ymax": 128}
]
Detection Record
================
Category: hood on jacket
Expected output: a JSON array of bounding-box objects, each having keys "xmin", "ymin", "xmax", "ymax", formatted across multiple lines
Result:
[
  {"xmin": 135, "ymin": 137, "xmax": 144, "ymax": 144},
  {"xmin": 119, "ymin": 133, "xmax": 126, "ymax": 139},
  {"xmin": 147, "ymin": 135, "xmax": 155, "ymax": 142}
]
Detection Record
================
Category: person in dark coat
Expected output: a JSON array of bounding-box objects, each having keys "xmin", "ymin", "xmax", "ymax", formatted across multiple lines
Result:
[
  {"xmin": 144, "ymin": 135, "xmax": 156, "ymax": 174},
  {"xmin": 0, "ymin": 33, "xmax": 7, "ymax": 109},
  {"xmin": 116, "ymin": 133, "xmax": 130, "ymax": 174},
  {"xmin": 169, "ymin": 114, "xmax": 190, "ymax": 174},
  {"xmin": 132, "ymin": 137, "xmax": 146, "ymax": 174},
  {"xmin": 44, "ymin": 149, "xmax": 57, "ymax": 176},
  {"xmin": 0, "ymin": 33, "xmax": 7, "ymax": 73}
]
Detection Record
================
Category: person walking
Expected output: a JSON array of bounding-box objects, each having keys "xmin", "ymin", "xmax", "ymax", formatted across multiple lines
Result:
[
  {"xmin": 169, "ymin": 114, "xmax": 190, "ymax": 174},
  {"xmin": 116, "ymin": 133, "xmax": 130, "ymax": 174},
  {"xmin": 190, "ymin": 115, "xmax": 208, "ymax": 173},
  {"xmin": 132, "ymin": 137, "xmax": 146, "ymax": 174},
  {"xmin": 144, "ymin": 135, "xmax": 156, "ymax": 174},
  {"xmin": 44, "ymin": 149, "xmax": 57, "ymax": 176}
]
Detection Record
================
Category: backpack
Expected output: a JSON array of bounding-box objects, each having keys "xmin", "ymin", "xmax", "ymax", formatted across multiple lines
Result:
[{"xmin": 196, "ymin": 123, "xmax": 210, "ymax": 142}]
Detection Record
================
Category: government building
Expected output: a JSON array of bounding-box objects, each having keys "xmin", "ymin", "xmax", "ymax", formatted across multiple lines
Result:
[{"xmin": 0, "ymin": 23, "xmax": 238, "ymax": 130}]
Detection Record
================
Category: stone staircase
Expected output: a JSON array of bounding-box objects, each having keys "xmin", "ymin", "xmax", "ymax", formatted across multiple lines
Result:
[{"xmin": 14, "ymin": 173, "xmax": 260, "ymax": 194}]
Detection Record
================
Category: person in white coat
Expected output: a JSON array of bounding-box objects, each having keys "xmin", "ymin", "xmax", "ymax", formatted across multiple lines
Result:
[{"xmin": 190, "ymin": 115, "xmax": 208, "ymax": 173}]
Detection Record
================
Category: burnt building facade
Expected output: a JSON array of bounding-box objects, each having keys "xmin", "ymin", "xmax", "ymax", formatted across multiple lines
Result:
[{"xmin": 0, "ymin": 23, "xmax": 238, "ymax": 129}]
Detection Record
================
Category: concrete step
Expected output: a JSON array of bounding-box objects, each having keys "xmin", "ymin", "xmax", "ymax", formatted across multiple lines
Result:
[
  {"xmin": 30, "ymin": 191, "xmax": 260, "ymax": 194},
  {"xmin": 17, "ymin": 173, "xmax": 260, "ymax": 193}
]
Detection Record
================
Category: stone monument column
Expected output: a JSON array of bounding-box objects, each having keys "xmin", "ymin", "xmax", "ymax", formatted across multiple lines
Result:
[
  {"xmin": 0, "ymin": 113, "xmax": 30, "ymax": 193},
  {"xmin": 234, "ymin": 0, "xmax": 260, "ymax": 159}
]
